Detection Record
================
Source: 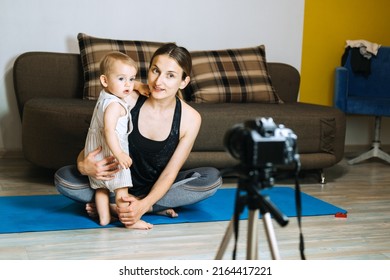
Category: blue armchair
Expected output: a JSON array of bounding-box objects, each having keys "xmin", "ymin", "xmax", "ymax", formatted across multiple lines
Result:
[{"xmin": 334, "ymin": 46, "xmax": 390, "ymax": 164}]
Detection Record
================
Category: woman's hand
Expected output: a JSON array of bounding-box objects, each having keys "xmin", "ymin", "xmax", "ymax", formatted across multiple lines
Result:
[
  {"xmin": 116, "ymin": 196, "xmax": 150, "ymax": 226},
  {"xmin": 77, "ymin": 147, "xmax": 119, "ymax": 180}
]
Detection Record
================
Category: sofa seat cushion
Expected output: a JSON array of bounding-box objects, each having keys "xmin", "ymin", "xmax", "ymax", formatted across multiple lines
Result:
[
  {"xmin": 22, "ymin": 98, "xmax": 96, "ymax": 169},
  {"xmin": 21, "ymin": 98, "xmax": 345, "ymax": 171},
  {"xmin": 190, "ymin": 102, "xmax": 343, "ymax": 156},
  {"xmin": 185, "ymin": 148, "xmax": 338, "ymax": 171}
]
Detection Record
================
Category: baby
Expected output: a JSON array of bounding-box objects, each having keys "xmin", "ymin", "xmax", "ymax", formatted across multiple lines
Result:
[{"xmin": 84, "ymin": 51, "xmax": 151, "ymax": 229}]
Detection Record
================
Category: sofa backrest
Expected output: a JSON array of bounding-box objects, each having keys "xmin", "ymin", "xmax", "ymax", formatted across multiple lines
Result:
[{"xmin": 13, "ymin": 52, "xmax": 300, "ymax": 117}]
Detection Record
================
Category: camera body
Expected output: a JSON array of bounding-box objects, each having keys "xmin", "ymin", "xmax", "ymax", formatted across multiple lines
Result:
[{"xmin": 224, "ymin": 117, "xmax": 298, "ymax": 168}]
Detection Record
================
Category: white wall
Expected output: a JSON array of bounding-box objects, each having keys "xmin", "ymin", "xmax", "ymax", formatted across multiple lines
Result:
[{"xmin": 1, "ymin": 0, "xmax": 305, "ymax": 155}]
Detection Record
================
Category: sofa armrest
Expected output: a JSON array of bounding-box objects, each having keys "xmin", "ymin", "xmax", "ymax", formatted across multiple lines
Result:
[
  {"xmin": 334, "ymin": 66, "xmax": 348, "ymax": 111},
  {"xmin": 13, "ymin": 52, "xmax": 84, "ymax": 118}
]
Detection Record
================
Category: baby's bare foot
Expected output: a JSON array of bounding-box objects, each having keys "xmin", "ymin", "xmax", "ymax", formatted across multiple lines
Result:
[
  {"xmin": 99, "ymin": 214, "xmax": 111, "ymax": 227},
  {"xmin": 125, "ymin": 220, "xmax": 153, "ymax": 230}
]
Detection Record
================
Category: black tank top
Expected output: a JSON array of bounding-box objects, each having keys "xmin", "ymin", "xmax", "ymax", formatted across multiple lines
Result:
[{"xmin": 128, "ymin": 95, "xmax": 181, "ymax": 197}]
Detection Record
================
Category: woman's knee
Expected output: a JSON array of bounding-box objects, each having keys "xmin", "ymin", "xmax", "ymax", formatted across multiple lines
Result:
[
  {"xmin": 54, "ymin": 165, "xmax": 89, "ymax": 187},
  {"xmin": 187, "ymin": 167, "xmax": 222, "ymax": 188},
  {"xmin": 54, "ymin": 165, "xmax": 93, "ymax": 203}
]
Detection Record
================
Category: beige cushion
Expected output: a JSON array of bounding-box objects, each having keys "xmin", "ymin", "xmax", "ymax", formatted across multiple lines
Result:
[
  {"xmin": 77, "ymin": 33, "xmax": 165, "ymax": 100},
  {"xmin": 189, "ymin": 45, "xmax": 282, "ymax": 103}
]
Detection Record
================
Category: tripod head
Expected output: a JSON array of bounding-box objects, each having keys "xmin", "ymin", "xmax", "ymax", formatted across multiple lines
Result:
[{"xmin": 233, "ymin": 164, "xmax": 289, "ymax": 228}]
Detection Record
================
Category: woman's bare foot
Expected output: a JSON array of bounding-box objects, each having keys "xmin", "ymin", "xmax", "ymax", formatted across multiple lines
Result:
[
  {"xmin": 156, "ymin": 208, "xmax": 178, "ymax": 218},
  {"xmin": 125, "ymin": 219, "xmax": 153, "ymax": 230},
  {"xmin": 86, "ymin": 203, "xmax": 97, "ymax": 217},
  {"xmin": 88, "ymin": 201, "xmax": 152, "ymax": 229}
]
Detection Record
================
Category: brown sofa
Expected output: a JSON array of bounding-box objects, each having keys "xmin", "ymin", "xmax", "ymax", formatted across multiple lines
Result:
[{"xmin": 13, "ymin": 51, "xmax": 346, "ymax": 183}]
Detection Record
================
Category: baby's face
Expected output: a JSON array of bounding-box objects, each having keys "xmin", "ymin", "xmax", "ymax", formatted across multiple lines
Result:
[{"xmin": 104, "ymin": 61, "xmax": 137, "ymax": 99}]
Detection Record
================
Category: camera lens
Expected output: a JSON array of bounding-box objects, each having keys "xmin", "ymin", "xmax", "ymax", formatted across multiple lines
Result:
[{"xmin": 223, "ymin": 124, "xmax": 249, "ymax": 161}]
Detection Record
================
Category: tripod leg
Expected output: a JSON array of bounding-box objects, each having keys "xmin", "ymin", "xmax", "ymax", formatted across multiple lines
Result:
[
  {"xmin": 262, "ymin": 212, "xmax": 281, "ymax": 260},
  {"xmin": 247, "ymin": 209, "xmax": 259, "ymax": 260},
  {"xmin": 215, "ymin": 218, "xmax": 234, "ymax": 259}
]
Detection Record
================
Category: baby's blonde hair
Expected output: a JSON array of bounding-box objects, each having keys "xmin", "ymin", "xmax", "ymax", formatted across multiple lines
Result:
[{"xmin": 100, "ymin": 51, "xmax": 138, "ymax": 75}]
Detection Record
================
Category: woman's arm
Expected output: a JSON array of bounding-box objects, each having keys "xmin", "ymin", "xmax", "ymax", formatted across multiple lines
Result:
[{"xmin": 77, "ymin": 147, "xmax": 119, "ymax": 180}]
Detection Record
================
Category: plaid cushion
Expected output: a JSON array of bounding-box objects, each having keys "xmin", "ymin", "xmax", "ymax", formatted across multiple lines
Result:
[
  {"xmin": 188, "ymin": 45, "xmax": 282, "ymax": 103},
  {"xmin": 77, "ymin": 33, "xmax": 165, "ymax": 100}
]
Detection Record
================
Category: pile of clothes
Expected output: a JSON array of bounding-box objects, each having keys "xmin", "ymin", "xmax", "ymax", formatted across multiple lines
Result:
[{"xmin": 341, "ymin": 39, "xmax": 381, "ymax": 77}]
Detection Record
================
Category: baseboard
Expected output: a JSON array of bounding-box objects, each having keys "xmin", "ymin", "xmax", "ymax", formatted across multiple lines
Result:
[{"xmin": 0, "ymin": 149, "xmax": 24, "ymax": 159}]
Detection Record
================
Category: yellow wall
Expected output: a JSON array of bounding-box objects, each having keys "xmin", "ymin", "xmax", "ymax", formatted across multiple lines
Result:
[{"xmin": 300, "ymin": 0, "xmax": 390, "ymax": 106}]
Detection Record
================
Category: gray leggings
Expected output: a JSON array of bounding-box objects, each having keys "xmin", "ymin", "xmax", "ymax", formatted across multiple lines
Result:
[{"xmin": 54, "ymin": 165, "xmax": 222, "ymax": 212}]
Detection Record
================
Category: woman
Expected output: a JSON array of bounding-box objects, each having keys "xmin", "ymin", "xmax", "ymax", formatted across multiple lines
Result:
[{"xmin": 54, "ymin": 43, "xmax": 222, "ymax": 229}]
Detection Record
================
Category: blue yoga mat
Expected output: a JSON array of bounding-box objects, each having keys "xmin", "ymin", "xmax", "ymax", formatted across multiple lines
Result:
[{"xmin": 0, "ymin": 187, "xmax": 346, "ymax": 234}]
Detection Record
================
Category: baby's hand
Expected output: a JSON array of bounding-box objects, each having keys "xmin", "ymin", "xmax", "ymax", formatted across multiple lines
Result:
[{"xmin": 116, "ymin": 153, "xmax": 132, "ymax": 169}]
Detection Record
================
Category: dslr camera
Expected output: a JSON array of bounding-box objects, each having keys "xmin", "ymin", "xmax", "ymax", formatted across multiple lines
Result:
[{"xmin": 224, "ymin": 117, "xmax": 298, "ymax": 168}]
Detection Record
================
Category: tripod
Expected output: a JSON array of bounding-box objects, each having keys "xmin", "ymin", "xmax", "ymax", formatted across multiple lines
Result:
[{"xmin": 215, "ymin": 167, "xmax": 289, "ymax": 260}]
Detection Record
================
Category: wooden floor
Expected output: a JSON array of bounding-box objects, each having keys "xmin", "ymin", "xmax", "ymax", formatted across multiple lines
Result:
[{"xmin": 0, "ymin": 154, "xmax": 389, "ymax": 260}]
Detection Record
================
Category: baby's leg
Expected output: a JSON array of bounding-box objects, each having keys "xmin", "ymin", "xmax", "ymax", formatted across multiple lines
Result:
[
  {"xmin": 95, "ymin": 188, "xmax": 111, "ymax": 226},
  {"xmin": 115, "ymin": 187, "xmax": 131, "ymax": 209}
]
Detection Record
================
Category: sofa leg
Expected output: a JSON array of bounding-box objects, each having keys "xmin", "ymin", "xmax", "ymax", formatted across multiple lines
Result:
[
  {"xmin": 296, "ymin": 169, "xmax": 326, "ymax": 184},
  {"xmin": 318, "ymin": 169, "xmax": 326, "ymax": 184}
]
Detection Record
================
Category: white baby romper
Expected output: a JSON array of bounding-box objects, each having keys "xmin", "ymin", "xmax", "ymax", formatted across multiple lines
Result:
[{"xmin": 84, "ymin": 90, "xmax": 133, "ymax": 191}]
